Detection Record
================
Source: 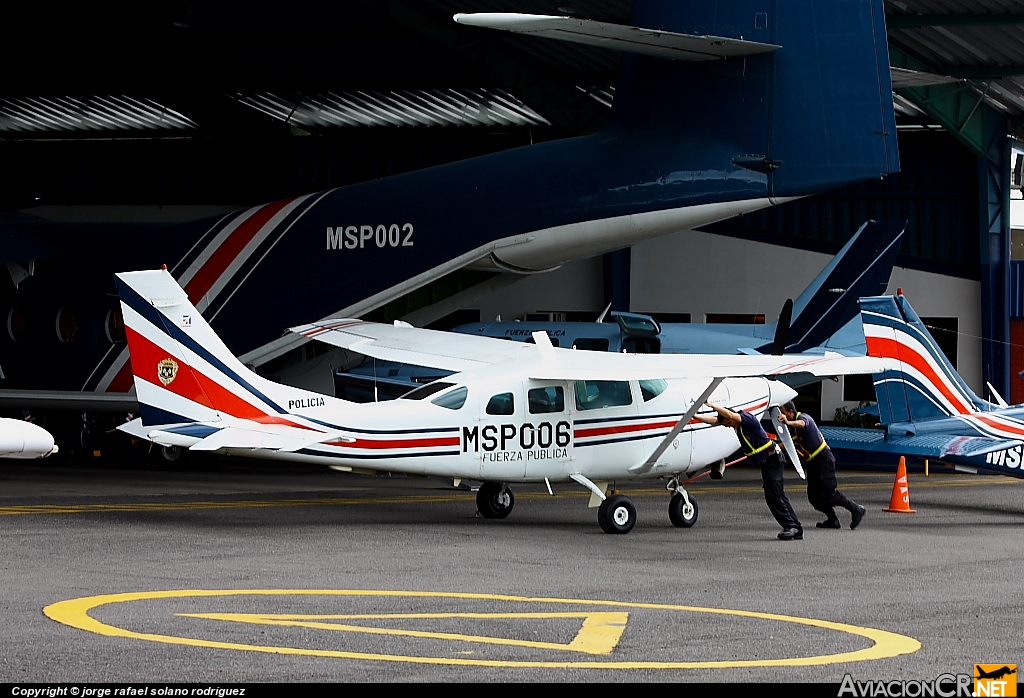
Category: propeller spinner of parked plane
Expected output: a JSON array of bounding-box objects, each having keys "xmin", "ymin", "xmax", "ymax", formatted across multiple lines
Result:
[
  {"xmin": 0, "ymin": 418, "xmax": 57, "ymax": 459},
  {"xmin": 116, "ymin": 269, "xmax": 891, "ymax": 533}
]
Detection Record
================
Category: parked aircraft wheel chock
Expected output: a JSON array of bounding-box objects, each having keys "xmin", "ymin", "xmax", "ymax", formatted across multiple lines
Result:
[
  {"xmin": 598, "ymin": 494, "xmax": 636, "ymax": 534},
  {"xmin": 476, "ymin": 482, "xmax": 515, "ymax": 519}
]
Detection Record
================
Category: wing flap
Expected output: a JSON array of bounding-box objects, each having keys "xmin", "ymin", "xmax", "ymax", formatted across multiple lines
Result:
[{"xmin": 528, "ymin": 353, "xmax": 894, "ymax": 382}]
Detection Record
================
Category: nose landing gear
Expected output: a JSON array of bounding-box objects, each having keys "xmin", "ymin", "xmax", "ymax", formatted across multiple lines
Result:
[{"xmin": 666, "ymin": 476, "xmax": 698, "ymax": 528}]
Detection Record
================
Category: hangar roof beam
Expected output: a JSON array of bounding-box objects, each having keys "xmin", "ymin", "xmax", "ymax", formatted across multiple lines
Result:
[
  {"xmin": 890, "ymin": 46, "xmax": 1007, "ymax": 157},
  {"xmin": 887, "ymin": 13, "xmax": 1024, "ymax": 30}
]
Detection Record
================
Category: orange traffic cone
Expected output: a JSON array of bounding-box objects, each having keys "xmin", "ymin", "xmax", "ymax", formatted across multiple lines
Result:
[{"xmin": 884, "ymin": 456, "xmax": 917, "ymax": 513}]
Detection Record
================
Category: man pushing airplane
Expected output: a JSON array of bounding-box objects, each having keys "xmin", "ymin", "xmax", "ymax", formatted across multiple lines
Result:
[{"xmin": 778, "ymin": 402, "xmax": 866, "ymax": 530}]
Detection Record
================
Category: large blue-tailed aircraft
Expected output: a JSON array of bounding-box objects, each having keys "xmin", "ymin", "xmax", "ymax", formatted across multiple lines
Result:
[
  {"xmin": 0, "ymin": 0, "xmax": 898, "ymax": 411},
  {"xmin": 823, "ymin": 293, "xmax": 1024, "ymax": 479}
]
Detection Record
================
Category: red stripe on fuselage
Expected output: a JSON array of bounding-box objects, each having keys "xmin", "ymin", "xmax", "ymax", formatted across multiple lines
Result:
[
  {"xmin": 974, "ymin": 415, "xmax": 1024, "ymax": 436},
  {"xmin": 865, "ymin": 335, "xmax": 973, "ymax": 414},
  {"xmin": 184, "ymin": 198, "xmax": 294, "ymax": 304},
  {"xmin": 325, "ymin": 436, "xmax": 460, "ymax": 450},
  {"xmin": 575, "ymin": 419, "xmax": 678, "ymax": 439}
]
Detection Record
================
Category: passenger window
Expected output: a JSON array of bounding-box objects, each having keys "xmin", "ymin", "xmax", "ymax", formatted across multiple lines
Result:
[
  {"xmin": 486, "ymin": 392, "xmax": 515, "ymax": 415},
  {"xmin": 525, "ymin": 335, "xmax": 560, "ymax": 347},
  {"xmin": 621, "ymin": 337, "xmax": 661, "ymax": 354},
  {"xmin": 572, "ymin": 337, "xmax": 609, "ymax": 351},
  {"xmin": 401, "ymin": 381, "xmax": 454, "ymax": 400},
  {"xmin": 431, "ymin": 386, "xmax": 468, "ymax": 410},
  {"xmin": 639, "ymin": 379, "xmax": 668, "ymax": 402},
  {"xmin": 528, "ymin": 386, "xmax": 564, "ymax": 414},
  {"xmin": 574, "ymin": 381, "xmax": 633, "ymax": 411}
]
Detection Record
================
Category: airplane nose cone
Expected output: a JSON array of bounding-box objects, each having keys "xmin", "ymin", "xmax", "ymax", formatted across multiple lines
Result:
[
  {"xmin": 767, "ymin": 380, "xmax": 798, "ymax": 408},
  {"xmin": 0, "ymin": 418, "xmax": 57, "ymax": 459}
]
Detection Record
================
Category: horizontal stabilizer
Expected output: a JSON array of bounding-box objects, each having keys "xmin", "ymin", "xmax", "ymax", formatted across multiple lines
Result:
[
  {"xmin": 187, "ymin": 426, "xmax": 313, "ymax": 452},
  {"xmin": 822, "ymin": 427, "xmax": 1018, "ymax": 459},
  {"xmin": 453, "ymin": 13, "xmax": 780, "ymax": 62}
]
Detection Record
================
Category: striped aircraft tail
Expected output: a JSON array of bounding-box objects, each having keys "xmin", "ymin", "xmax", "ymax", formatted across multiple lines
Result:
[
  {"xmin": 115, "ymin": 269, "xmax": 345, "ymax": 427},
  {"xmin": 860, "ymin": 293, "xmax": 994, "ymax": 425}
]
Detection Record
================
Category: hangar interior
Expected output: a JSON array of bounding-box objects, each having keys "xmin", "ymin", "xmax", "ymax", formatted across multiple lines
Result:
[{"xmin": 3, "ymin": 1, "xmax": 1024, "ymax": 431}]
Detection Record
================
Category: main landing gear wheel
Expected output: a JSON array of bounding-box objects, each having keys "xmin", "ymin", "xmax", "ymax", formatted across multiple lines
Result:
[
  {"xmin": 477, "ymin": 482, "xmax": 515, "ymax": 519},
  {"xmin": 598, "ymin": 494, "xmax": 636, "ymax": 534},
  {"xmin": 668, "ymin": 493, "xmax": 698, "ymax": 528}
]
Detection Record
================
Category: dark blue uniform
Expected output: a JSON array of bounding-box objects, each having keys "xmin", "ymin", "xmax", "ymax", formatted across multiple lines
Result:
[
  {"xmin": 735, "ymin": 411, "xmax": 801, "ymax": 533},
  {"xmin": 791, "ymin": 412, "xmax": 860, "ymax": 526}
]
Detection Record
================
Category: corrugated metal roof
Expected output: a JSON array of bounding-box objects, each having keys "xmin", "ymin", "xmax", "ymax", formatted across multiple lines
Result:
[
  {"xmin": 887, "ymin": 0, "xmax": 1024, "ymax": 117},
  {"xmin": 234, "ymin": 89, "xmax": 550, "ymax": 128},
  {"xmin": 0, "ymin": 96, "xmax": 195, "ymax": 133}
]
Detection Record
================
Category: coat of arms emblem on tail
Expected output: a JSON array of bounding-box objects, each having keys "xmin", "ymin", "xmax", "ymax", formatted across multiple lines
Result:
[{"xmin": 157, "ymin": 358, "xmax": 178, "ymax": 386}]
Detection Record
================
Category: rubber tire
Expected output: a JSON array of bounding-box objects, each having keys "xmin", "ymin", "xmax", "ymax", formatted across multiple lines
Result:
[
  {"xmin": 159, "ymin": 445, "xmax": 184, "ymax": 463},
  {"xmin": 476, "ymin": 482, "xmax": 515, "ymax": 519},
  {"xmin": 598, "ymin": 494, "xmax": 636, "ymax": 534},
  {"xmin": 668, "ymin": 493, "xmax": 699, "ymax": 528}
]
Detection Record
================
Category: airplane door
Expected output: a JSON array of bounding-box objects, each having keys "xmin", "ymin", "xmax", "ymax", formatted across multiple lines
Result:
[
  {"xmin": 522, "ymin": 382, "xmax": 573, "ymax": 481},
  {"xmin": 570, "ymin": 379, "xmax": 642, "ymax": 480},
  {"xmin": 475, "ymin": 385, "xmax": 528, "ymax": 481},
  {"xmin": 687, "ymin": 380, "xmax": 736, "ymax": 470}
]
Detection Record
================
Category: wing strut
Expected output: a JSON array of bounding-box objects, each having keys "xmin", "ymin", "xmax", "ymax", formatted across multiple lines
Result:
[{"xmin": 629, "ymin": 377, "xmax": 723, "ymax": 475}]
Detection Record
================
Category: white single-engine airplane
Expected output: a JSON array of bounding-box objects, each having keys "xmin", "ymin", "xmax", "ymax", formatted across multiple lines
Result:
[{"xmin": 117, "ymin": 269, "xmax": 890, "ymax": 533}]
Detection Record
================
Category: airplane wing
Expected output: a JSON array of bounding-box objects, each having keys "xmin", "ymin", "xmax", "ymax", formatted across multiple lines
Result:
[
  {"xmin": 290, "ymin": 319, "xmax": 537, "ymax": 372},
  {"xmin": 294, "ymin": 320, "xmax": 894, "ymax": 380},
  {"xmin": 452, "ymin": 13, "xmax": 781, "ymax": 62},
  {"xmin": 821, "ymin": 427, "xmax": 1020, "ymax": 460}
]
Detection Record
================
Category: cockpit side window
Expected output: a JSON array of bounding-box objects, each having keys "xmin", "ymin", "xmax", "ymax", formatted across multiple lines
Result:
[
  {"xmin": 528, "ymin": 386, "xmax": 564, "ymax": 414},
  {"xmin": 574, "ymin": 380, "xmax": 633, "ymax": 411},
  {"xmin": 639, "ymin": 379, "xmax": 668, "ymax": 401},
  {"xmin": 431, "ymin": 386, "xmax": 468, "ymax": 410},
  {"xmin": 486, "ymin": 392, "xmax": 515, "ymax": 415}
]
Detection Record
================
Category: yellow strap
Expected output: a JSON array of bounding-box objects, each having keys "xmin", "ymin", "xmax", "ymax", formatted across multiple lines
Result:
[
  {"xmin": 737, "ymin": 429, "xmax": 774, "ymax": 457},
  {"xmin": 807, "ymin": 441, "xmax": 828, "ymax": 460},
  {"xmin": 794, "ymin": 414, "xmax": 828, "ymax": 460}
]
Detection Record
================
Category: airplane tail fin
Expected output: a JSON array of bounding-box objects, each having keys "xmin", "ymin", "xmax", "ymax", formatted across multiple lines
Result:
[
  {"xmin": 611, "ymin": 0, "xmax": 898, "ymax": 194},
  {"xmin": 860, "ymin": 293, "xmax": 994, "ymax": 425},
  {"xmin": 115, "ymin": 269, "xmax": 339, "ymax": 427},
  {"xmin": 753, "ymin": 220, "xmax": 904, "ymax": 354},
  {"xmin": 785, "ymin": 220, "xmax": 905, "ymax": 352}
]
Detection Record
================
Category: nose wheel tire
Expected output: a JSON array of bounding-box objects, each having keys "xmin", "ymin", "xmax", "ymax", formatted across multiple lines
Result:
[
  {"xmin": 477, "ymin": 482, "xmax": 515, "ymax": 519},
  {"xmin": 668, "ymin": 492, "xmax": 698, "ymax": 528},
  {"xmin": 598, "ymin": 494, "xmax": 636, "ymax": 534}
]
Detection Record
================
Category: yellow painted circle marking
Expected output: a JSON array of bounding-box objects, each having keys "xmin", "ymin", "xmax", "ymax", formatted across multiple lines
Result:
[{"xmin": 44, "ymin": 590, "xmax": 921, "ymax": 669}]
